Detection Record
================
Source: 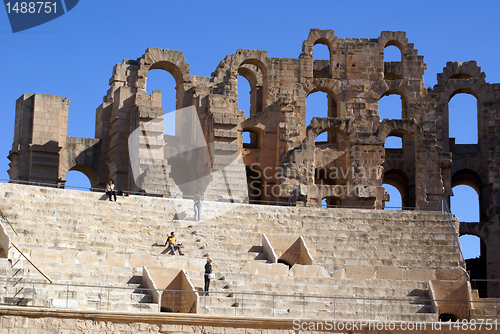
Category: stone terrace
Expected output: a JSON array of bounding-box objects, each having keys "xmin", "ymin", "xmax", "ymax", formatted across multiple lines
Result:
[{"xmin": 0, "ymin": 182, "xmax": 464, "ymax": 321}]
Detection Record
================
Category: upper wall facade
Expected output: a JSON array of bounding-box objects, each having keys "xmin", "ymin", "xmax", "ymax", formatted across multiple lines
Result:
[{"xmin": 7, "ymin": 28, "xmax": 500, "ymax": 233}]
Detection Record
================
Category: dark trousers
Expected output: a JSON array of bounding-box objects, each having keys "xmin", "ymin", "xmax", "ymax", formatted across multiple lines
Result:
[
  {"xmin": 204, "ymin": 275, "xmax": 210, "ymax": 295},
  {"xmin": 106, "ymin": 191, "xmax": 116, "ymax": 201}
]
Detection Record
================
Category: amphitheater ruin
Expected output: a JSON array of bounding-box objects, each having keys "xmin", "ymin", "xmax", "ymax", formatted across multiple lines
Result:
[{"xmin": 1, "ymin": 29, "xmax": 499, "ymax": 332}]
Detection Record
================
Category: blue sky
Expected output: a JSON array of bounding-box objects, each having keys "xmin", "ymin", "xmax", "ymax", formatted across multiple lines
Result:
[{"xmin": 1, "ymin": 0, "xmax": 498, "ymax": 259}]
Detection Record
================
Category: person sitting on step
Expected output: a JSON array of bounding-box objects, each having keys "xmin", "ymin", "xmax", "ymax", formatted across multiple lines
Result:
[{"xmin": 165, "ymin": 232, "xmax": 184, "ymax": 255}]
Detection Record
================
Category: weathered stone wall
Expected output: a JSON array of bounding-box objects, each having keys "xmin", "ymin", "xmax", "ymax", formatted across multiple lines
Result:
[{"xmin": 0, "ymin": 307, "xmax": 496, "ymax": 334}]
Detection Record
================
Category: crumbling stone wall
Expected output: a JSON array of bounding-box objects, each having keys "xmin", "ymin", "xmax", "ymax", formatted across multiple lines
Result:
[{"xmin": 7, "ymin": 29, "xmax": 500, "ymax": 295}]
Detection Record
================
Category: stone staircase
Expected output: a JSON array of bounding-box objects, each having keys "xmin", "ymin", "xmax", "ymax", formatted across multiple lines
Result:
[{"xmin": 0, "ymin": 182, "xmax": 463, "ymax": 320}]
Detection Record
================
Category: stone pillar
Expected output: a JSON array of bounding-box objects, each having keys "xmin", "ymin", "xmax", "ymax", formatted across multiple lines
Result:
[{"xmin": 8, "ymin": 93, "xmax": 68, "ymax": 186}]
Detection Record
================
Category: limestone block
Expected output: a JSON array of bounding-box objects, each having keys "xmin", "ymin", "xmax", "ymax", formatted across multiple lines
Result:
[
  {"xmin": 289, "ymin": 264, "xmax": 330, "ymax": 278},
  {"xmin": 436, "ymin": 267, "xmax": 468, "ymax": 280},
  {"xmin": 375, "ymin": 266, "xmax": 404, "ymax": 280},
  {"xmin": 75, "ymin": 251, "xmax": 97, "ymax": 265},
  {"xmin": 344, "ymin": 265, "xmax": 375, "ymax": 279},
  {"xmin": 240, "ymin": 261, "xmax": 288, "ymax": 276},
  {"xmin": 403, "ymin": 268, "xmax": 436, "ymax": 281},
  {"xmin": 129, "ymin": 253, "xmax": 160, "ymax": 268},
  {"xmin": 157, "ymin": 256, "xmax": 205, "ymax": 273},
  {"xmin": 331, "ymin": 268, "xmax": 345, "ymax": 278},
  {"xmin": 31, "ymin": 248, "xmax": 62, "ymax": 263},
  {"xmin": 104, "ymin": 252, "xmax": 129, "ymax": 267}
]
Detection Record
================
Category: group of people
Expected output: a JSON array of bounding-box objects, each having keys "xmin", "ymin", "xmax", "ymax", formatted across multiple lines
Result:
[{"xmin": 164, "ymin": 232, "xmax": 213, "ymax": 295}]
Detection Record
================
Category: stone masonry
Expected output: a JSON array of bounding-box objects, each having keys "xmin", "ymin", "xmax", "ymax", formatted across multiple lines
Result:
[{"xmin": 7, "ymin": 29, "xmax": 500, "ymax": 295}]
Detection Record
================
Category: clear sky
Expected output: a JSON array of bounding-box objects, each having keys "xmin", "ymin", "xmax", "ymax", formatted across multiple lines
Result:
[{"xmin": 1, "ymin": 0, "xmax": 498, "ymax": 260}]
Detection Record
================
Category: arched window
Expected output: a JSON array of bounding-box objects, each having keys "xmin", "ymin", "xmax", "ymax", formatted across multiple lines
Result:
[
  {"xmin": 379, "ymin": 94, "xmax": 403, "ymax": 120},
  {"xmin": 146, "ymin": 69, "xmax": 177, "ymax": 114},
  {"xmin": 242, "ymin": 129, "xmax": 259, "ymax": 149},
  {"xmin": 307, "ymin": 91, "xmax": 329, "ymax": 141},
  {"xmin": 459, "ymin": 234, "xmax": 481, "ymax": 260},
  {"xmin": 382, "ymin": 183, "xmax": 402, "ymax": 210},
  {"xmin": 385, "ymin": 135, "xmax": 403, "ymax": 149},
  {"xmin": 384, "ymin": 45, "xmax": 402, "ymax": 62},
  {"xmin": 313, "ymin": 42, "xmax": 330, "ymax": 78},
  {"xmin": 64, "ymin": 170, "xmax": 91, "ymax": 191},
  {"xmin": 306, "ymin": 90, "xmax": 338, "ymax": 143},
  {"xmin": 452, "ymin": 183, "xmax": 485, "ymax": 295},
  {"xmin": 452, "ymin": 184, "xmax": 480, "ymax": 251},
  {"xmin": 449, "ymin": 93, "xmax": 478, "ymax": 144},
  {"xmin": 383, "ymin": 44, "xmax": 403, "ymax": 80},
  {"xmin": 238, "ymin": 75, "xmax": 251, "ymax": 118}
]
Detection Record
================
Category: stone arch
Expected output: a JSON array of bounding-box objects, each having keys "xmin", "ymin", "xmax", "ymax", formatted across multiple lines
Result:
[
  {"xmin": 445, "ymin": 88, "xmax": 481, "ymax": 146},
  {"xmin": 383, "ymin": 169, "xmax": 412, "ymax": 208},
  {"xmin": 137, "ymin": 48, "xmax": 191, "ymax": 110},
  {"xmin": 378, "ymin": 31, "xmax": 425, "ymax": 80},
  {"xmin": 237, "ymin": 58, "xmax": 268, "ymax": 116},
  {"xmin": 452, "ymin": 169, "xmax": 481, "ymax": 196},
  {"xmin": 301, "ymin": 29, "xmax": 336, "ymax": 57},
  {"xmin": 378, "ymin": 31, "xmax": 409, "ymax": 51},
  {"xmin": 60, "ymin": 139, "xmax": 102, "ymax": 189},
  {"xmin": 306, "ymin": 118, "xmax": 350, "ymax": 141},
  {"xmin": 65, "ymin": 165, "xmax": 99, "ymax": 190},
  {"xmin": 375, "ymin": 119, "xmax": 419, "ymax": 145},
  {"xmin": 212, "ymin": 50, "xmax": 269, "ymax": 117},
  {"xmin": 306, "ymin": 86, "xmax": 339, "ymax": 115},
  {"xmin": 302, "ymin": 84, "xmax": 341, "ymax": 130},
  {"xmin": 437, "ymin": 61, "xmax": 486, "ymax": 86}
]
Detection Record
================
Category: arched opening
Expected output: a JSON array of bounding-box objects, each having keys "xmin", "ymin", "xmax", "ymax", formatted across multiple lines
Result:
[
  {"xmin": 307, "ymin": 91, "xmax": 329, "ymax": 142},
  {"xmin": 246, "ymin": 165, "xmax": 262, "ymax": 204},
  {"xmin": 382, "ymin": 183, "xmax": 402, "ymax": 210},
  {"xmin": 64, "ymin": 170, "xmax": 92, "ymax": 191},
  {"xmin": 146, "ymin": 68, "xmax": 178, "ymax": 114},
  {"xmin": 462, "ymin": 234, "xmax": 487, "ymax": 298},
  {"xmin": 383, "ymin": 132, "xmax": 416, "ymax": 208},
  {"xmin": 313, "ymin": 41, "xmax": 330, "ymax": 78},
  {"xmin": 238, "ymin": 75, "xmax": 251, "ymax": 118},
  {"xmin": 451, "ymin": 177, "xmax": 480, "ymax": 220},
  {"xmin": 379, "ymin": 93, "xmax": 403, "ymax": 120},
  {"xmin": 452, "ymin": 182, "xmax": 485, "ymax": 295},
  {"xmin": 242, "ymin": 129, "xmax": 259, "ymax": 149},
  {"xmin": 384, "ymin": 44, "xmax": 402, "ymax": 62},
  {"xmin": 322, "ymin": 196, "xmax": 341, "ymax": 208},
  {"xmin": 384, "ymin": 135, "xmax": 403, "ymax": 149},
  {"xmin": 449, "ymin": 93, "xmax": 478, "ymax": 144},
  {"xmin": 383, "ymin": 43, "xmax": 402, "ymax": 80},
  {"xmin": 306, "ymin": 90, "xmax": 339, "ymax": 143}
]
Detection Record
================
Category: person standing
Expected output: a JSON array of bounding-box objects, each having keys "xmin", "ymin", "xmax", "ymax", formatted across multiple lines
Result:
[
  {"xmin": 193, "ymin": 192, "xmax": 203, "ymax": 221},
  {"xmin": 204, "ymin": 257, "xmax": 213, "ymax": 296},
  {"xmin": 106, "ymin": 179, "xmax": 117, "ymax": 202}
]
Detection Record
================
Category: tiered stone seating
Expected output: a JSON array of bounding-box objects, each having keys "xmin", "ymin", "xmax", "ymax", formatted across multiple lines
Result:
[{"xmin": 0, "ymin": 182, "xmax": 464, "ymax": 320}]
